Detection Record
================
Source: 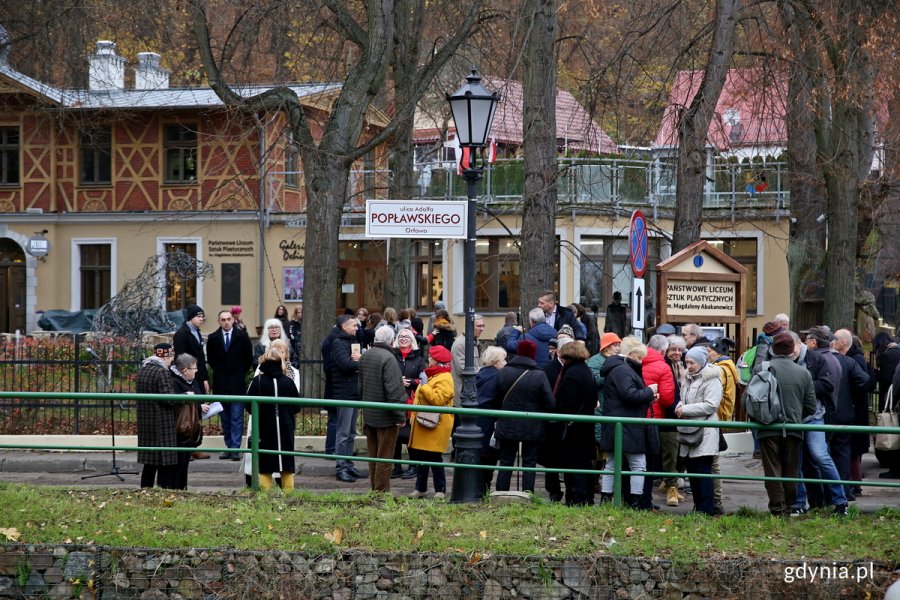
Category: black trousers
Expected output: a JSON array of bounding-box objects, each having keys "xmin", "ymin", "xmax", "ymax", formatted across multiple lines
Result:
[
  {"xmin": 496, "ymin": 439, "xmax": 540, "ymax": 493},
  {"xmin": 141, "ymin": 451, "xmax": 190, "ymax": 490}
]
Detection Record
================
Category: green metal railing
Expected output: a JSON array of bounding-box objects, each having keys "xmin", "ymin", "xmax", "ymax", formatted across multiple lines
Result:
[{"xmin": 1, "ymin": 390, "xmax": 899, "ymax": 506}]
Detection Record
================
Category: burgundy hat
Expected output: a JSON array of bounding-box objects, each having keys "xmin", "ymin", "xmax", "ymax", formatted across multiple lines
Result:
[
  {"xmin": 517, "ymin": 339, "xmax": 537, "ymax": 360},
  {"xmin": 429, "ymin": 345, "xmax": 452, "ymax": 364},
  {"xmin": 763, "ymin": 320, "xmax": 783, "ymax": 336},
  {"xmin": 771, "ymin": 332, "xmax": 795, "ymax": 356}
]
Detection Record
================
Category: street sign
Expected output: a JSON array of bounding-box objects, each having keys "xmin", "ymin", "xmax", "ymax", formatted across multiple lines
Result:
[
  {"xmin": 632, "ymin": 278, "xmax": 645, "ymax": 330},
  {"xmin": 629, "ymin": 210, "xmax": 649, "ymax": 278},
  {"xmin": 365, "ymin": 200, "xmax": 467, "ymax": 239}
]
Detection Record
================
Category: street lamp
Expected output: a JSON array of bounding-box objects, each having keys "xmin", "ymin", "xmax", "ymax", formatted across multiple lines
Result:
[{"xmin": 446, "ymin": 68, "xmax": 500, "ymax": 503}]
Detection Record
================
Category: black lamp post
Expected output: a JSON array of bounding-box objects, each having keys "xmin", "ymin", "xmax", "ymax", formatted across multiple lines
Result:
[{"xmin": 446, "ymin": 68, "xmax": 500, "ymax": 503}]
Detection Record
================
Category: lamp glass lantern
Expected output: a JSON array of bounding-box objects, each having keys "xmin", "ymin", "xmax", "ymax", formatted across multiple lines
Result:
[{"xmin": 446, "ymin": 68, "xmax": 500, "ymax": 150}]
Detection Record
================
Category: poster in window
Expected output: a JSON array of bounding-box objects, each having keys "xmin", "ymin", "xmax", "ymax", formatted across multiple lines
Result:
[
  {"xmin": 283, "ymin": 267, "xmax": 304, "ymax": 302},
  {"xmin": 221, "ymin": 263, "xmax": 241, "ymax": 305}
]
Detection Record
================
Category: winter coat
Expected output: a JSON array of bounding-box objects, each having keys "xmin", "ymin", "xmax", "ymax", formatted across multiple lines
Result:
[
  {"xmin": 759, "ymin": 356, "xmax": 816, "ymax": 441},
  {"xmin": 288, "ymin": 319, "xmax": 302, "ymax": 365},
  {"xmin": 397, "ymin": 347, "xmax": 427, "ymax": 401},
  {"xmin": 876, "ymin": 346, "xmax": 900, "ymax": 410},
  {"xmin": 554, "ymin": 360, "xmax": 597, "ymax": 467},
  {"xmin": 642, "ymin": 348, "xmax": 676, "ymax": 419},
  {"xmin": 169, "ymin": 366, "xmax": 204, "ymax": 447},
  {"xmin": 476, "ymin": 365, "xmax": 501, "ymax": 451},
  {"xmin": 173, "ymin": 323, "xmax": 209, "ymax": 386},
  {"xmin": 358, "ymin": 343, "xmax": 407, "ymax": 428},
  {"xmin": 603, "ymin": 302, "xmax": 627, "ymax": 337},
  {"xmin": 599, "ymin": 355, "xmax": 654, "ymax": 453},
  {"xmin": 525, "ymin": 322, "xmax": 557, "ymax": 367},
  {"xmin": 493, "ymin": 355, "xmax": 555, "ymax": 442},
  {"xmin": 587, "ymin": 352, "xmax": 609, "ymax": 445},
  {"xmin": 136, "ymin": 357, "xmax": 179, "ymax": 466},
  {"xmin": 495, "ymin": 324, "xmax": 522, "ymax": 355},
  {"xmin": 451, "ymin": 334, "xmax": 481, "ymax": 407},
  {"xmin": 430, "ymin": 319, "xmax": 456, "ymax": 352},
  {"xmin": 320, "ymin": 327, "xmax": 341, "ymax": 399},
  {"xmin": 329, "ymin": 331, "xmax": 360, "ymax": 400},
  {"xmin": 677, "ymin": 363, "xmax": 722, "ymax": 457},
  {"xmin": 246, "ymin": 360, "xmax": 300, "ymax": 474},
  {"xmin": 582, "ymin": 312, "xmax": 600, "ymax": 356},
  {"xmin": 831, "ymin": 352, "xmax": 869, "ymax": 426},
  {"xmin": 712, "ymin": 357, "xmax": 738, "ymax": 422},
  {"xmin": 409, "ymin": 368, "xmax": 455, "ymax": 453},
  {"xmin": 846, "ymin": 345, "xmax": 874, "ymax": 454}
]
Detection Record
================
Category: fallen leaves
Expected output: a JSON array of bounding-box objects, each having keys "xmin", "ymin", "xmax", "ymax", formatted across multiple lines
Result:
[
  {"xmin": 0, "ymin": 527, "xmax": 21, "ymax": 541},
  {"xmin": 324, "ymin": 528, "xmax": 343, "ymax": 545}
]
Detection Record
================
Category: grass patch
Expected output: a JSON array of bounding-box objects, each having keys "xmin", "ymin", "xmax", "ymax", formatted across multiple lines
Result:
[{"xmin": 1, "ymin": 482, "xmax": 897, "ymax": 564}]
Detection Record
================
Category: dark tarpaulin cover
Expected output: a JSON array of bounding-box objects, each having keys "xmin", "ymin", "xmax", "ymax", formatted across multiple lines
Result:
[{"xmin": 37, "ymin": 309, "xmax": 184, "ymax": 334}]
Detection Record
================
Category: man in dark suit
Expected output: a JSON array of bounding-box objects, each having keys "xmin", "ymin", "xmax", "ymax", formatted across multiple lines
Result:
[{"xmin": 206, "ymin": 309, "xmax": 254, "ymax": 459}]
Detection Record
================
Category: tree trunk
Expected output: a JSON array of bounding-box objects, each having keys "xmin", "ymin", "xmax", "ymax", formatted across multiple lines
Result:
[
  {"xmin": 518, "ymin": 0, "xmax": 559, "ymax": 314},
  {"xmin": 383, "ymin": 0, "xmax": 424, "ymax": 311},
  {"xmin": 780, "ymin": 2, "xmax": 827, "ymax": 330},
  {"xmin": 804, "ymin": 0, "xmax": 877, "ymax": 329},
  {"xmin": 671, "ymin": 0, "xmax": 740, "ymax": 252}
]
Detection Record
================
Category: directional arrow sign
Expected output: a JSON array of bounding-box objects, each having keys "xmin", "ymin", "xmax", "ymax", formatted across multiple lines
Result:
[{"xmin": 632, "ymin": 278, "xmax": 645, "ymax": 330}]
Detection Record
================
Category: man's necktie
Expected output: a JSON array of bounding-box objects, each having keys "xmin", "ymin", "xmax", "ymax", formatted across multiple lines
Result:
[{"xmin": 225, "ymin": 332, "xmax": 231, "ymax": 351}]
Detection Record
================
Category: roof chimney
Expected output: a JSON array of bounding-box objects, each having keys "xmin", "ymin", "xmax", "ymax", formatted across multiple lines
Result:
[
  {"xmin": 89, "ymin": 41, "xmax": 125, "ymax": 91},
  {"xmin": 135, "ymin": 52, "xmax": 169, "ymax": 90}
]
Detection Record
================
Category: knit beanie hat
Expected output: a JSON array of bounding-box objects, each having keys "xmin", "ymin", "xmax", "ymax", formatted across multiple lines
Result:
[
  {"xmin": 184, "ymin": 305, "xmax": 204, "ymax": 321},
  {"xmin": 685, "ymin": 346, "xmax": 708, "ymax": 368},
  {"xmin": 516, "ymin": 339, "xmax": 537, "ymax": 360},
  {"xmin": 771, "ymin": 332, "xmax": 795, "ymax": 356}
]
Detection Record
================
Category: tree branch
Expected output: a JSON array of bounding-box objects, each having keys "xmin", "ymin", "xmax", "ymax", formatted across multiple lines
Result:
[{"xmin": 321, "ymin": 0, "xmax": 368, "ymax": 48}]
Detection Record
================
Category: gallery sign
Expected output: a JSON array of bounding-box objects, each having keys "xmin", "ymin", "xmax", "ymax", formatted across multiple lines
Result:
[{"xmin": 365, "ymin": 200, "xmax": 467, "ymax": 239}]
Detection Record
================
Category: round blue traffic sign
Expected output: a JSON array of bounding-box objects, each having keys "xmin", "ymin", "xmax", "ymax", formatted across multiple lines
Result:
[{"xmin": 629, "ymin": 210, "xmax": 649, "ymax": 278}]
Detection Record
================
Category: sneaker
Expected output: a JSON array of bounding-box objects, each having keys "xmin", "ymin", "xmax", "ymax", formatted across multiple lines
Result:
[
  {"xmin": 408, "ymin": 489, "xmax": 426, "ymax": 499},
  {"xmin": 789, "ymin": 507, "xmax": 807, "ymax": 517},
  {"xmin": 390, "ymin": 465, "xmax": 403, "ymax": 479},
  {"xmin": 666, "ymin": 486, "xmax": 679, "ymax": 507},
  {"xmin": 833, "ymin": 504, "xmax": 849, "ymax": 517},
  {"xmin": 401, "ymin": 466, "xmax": 418, "ymax": 480},
  {"xmin": 433, "ymin": 492, "xmax": 446, "ymax": 500}
]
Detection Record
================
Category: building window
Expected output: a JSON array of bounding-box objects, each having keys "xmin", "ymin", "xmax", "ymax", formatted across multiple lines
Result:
[
  {"xmin": 413, "ymin": 240, "xmax": 443, "ymax": 311},
  {"xmin": 0, "ymin": 127, "xmax": 20, "ymax": 186},
  {"xmin": 708, "ymin": 238, "xmax": 758, "ymax": 314},
  {"xmin": 285, "ymin": 137, "xmax": 299, "ymax": 188},
  {"xmin": 163, "ymin": 124, "xmax": 198, "ymax": 183},
  {"xmin": 79, "ymin": 244, "xmax": 111, "ymax": 309},
  {"xmin": 474, "ymin": 237, "xmax": 561, "ymax": 312},
  {"xmin": 164, "ymin": 243, "xmax": 198, "ymax": 311},
  {"xmin": 80, "ymin": 127, "xmax": 112, "ymax": 185},
  {"xmin": 579, "ymin": 236, "xmax": 659, "ymax": 313}
]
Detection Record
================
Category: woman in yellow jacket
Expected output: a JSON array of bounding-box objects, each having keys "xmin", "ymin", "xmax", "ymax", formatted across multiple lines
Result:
[
  {"xmin": 408, "ymin": 345, "xmax": 456, "ymax": 499},
  {"xmin": 707, "ymin": 338, "xmax": 739, "ymax": 512}
]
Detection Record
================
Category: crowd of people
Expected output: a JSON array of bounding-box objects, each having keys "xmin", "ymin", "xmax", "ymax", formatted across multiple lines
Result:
[{"xmin": 133, "ymin": 297, "xmax": 899, "ymax": 514}]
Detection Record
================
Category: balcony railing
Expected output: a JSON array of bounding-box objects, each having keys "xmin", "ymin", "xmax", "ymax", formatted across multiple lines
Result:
[{"xmin": 409, "ymin": 157, "xmax": 790, "ymax": 213}]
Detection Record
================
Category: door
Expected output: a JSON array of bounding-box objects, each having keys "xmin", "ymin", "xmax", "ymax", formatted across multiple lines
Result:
[{"xmin": 0, "ymin": 238, "xmax": 26, "ymax": 333}]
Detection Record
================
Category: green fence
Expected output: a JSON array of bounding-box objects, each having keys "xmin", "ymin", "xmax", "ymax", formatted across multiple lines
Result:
[{"xmin": 1, "ymin": 391, "xmax": 898, "ymax": 506}]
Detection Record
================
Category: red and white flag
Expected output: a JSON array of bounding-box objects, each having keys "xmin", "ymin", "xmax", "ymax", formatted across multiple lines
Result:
[
  {"xmin": 488, "ymin": 136, "xmax": 497, "ymax": 164},
  {"xmin": 457, "ymin": 146, "xmax": 471, "ymax": 175}
]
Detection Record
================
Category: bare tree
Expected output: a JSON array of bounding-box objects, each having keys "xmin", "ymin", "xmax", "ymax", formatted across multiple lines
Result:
[
  {"xmin": 518, "ymin": 0, "xmax": 559, "ymax": 312},
  {"xmin": 189, "ymin": 0, "xmax": 481, "ymax": 396},
  {"xmin": 671, "ymin": 0, "xmax": 741, "ymax": 252}
]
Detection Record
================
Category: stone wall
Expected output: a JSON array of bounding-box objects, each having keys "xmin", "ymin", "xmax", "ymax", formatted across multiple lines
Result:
[{"xmin": 0, "ymin": 544, "xmax": 894, "ymax": 599}]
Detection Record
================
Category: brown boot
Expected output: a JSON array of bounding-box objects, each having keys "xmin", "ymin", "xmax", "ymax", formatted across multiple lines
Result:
[
  {"xmin": 191, "ymin": 451, "xmax": 211, "ymax": 460},
  {"xmin": 666, "ymin": 486, "xmax": 680, "ymax": 507}
]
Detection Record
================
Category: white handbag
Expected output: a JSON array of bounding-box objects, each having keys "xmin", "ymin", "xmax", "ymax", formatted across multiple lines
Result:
[{"xmin": 874, "ymin": 384, "xmax": 900, "ymax": 452}]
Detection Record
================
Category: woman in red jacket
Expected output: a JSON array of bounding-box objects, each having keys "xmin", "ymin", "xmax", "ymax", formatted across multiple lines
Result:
[{"xmin": 639, "ymin": 334, "xmax": 676, "ymax": 510}]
